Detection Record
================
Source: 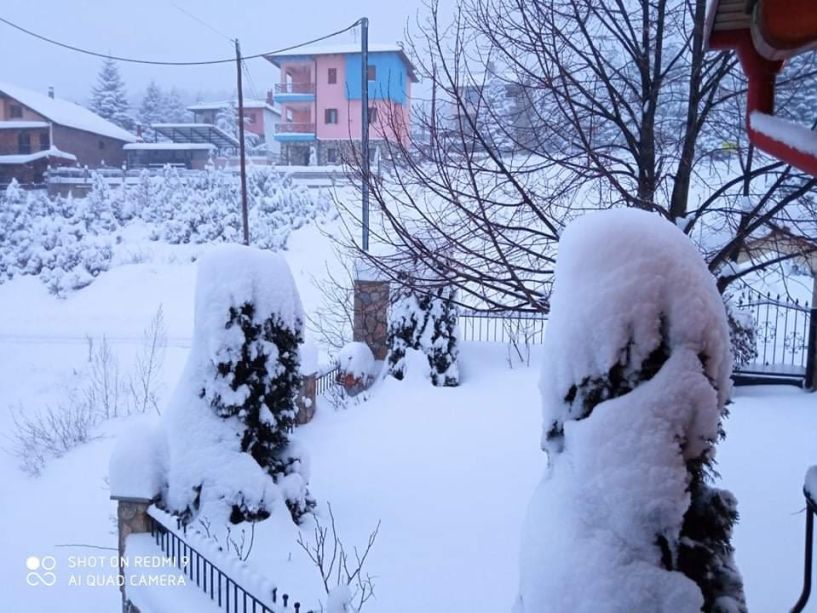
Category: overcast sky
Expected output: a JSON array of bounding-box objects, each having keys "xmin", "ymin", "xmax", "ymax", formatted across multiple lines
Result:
[{"xmin": 0, "ymin": 0, "xmax": 440, "ymax": 105}]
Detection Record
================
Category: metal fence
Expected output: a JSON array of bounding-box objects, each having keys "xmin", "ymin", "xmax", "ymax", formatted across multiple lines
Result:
[
  {"xmin": 458, "ymin": 310, "xmax": 548, "ymax": 345},
  {"xmin": 315, "ymin": 365, "xmax": 340, "ymax": 396},
  {"xmin": 792, "ymin": 490, "xmax": 817, "ymax": 612},
  {"xmin": 148, "ymin": 508, "xmax": 313, "ymax": 613},
  {"xmin": 733, "ymin": 287, "xmax": 816, "ymax": 386}
]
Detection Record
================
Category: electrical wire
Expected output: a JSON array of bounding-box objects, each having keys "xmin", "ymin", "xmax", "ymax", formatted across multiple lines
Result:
[
  {"xmin": 170, "ymin": 2, "xmax": 233, "ymax": 43},
  {"xmin": 0, "ymin": 15, "xmax": 361, "ymax": 66}
]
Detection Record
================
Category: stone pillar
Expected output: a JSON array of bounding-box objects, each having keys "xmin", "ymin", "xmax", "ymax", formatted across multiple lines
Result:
[
  {"xmin": 112, "ymin": 495, "xmax": 156, "ymax": 612},
  {"xmin": 296, "ymin": 373, "xmax": 317, "ymax": 424},
  {"xmin": 353, "ymin": 279, "xmax": 390, "ymax": 360}
]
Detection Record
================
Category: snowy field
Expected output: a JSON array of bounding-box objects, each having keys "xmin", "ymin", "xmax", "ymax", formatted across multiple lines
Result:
[{"xmin": 1, "ymin": 219, "xmax": 816, "ymax": 612}]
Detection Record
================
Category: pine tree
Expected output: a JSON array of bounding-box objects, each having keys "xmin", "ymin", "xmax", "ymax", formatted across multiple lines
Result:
[
  {"xmin": 90, "ymin": 58, "xmax": 132, "ymax": 130},
  {"xmin": 201, "ymin": 292, "xmax": 314, "ymax": 523},
  {"xmin": 420, "ymin": 287, "xmax": 460, "ymax": 386},
  {"xmin": 386, "ymin": 292, "xmax": 425, "ymax": 380},
  {"xmin": 163, "ymin": 87, "xmax": 189, "ymax": 123},
  {"xmin": 215, "ymin": 99, "xmax": 239, "ymax": 139},
  {"xmin": 138, "ymin": 81, "xmax": 165, "ymax": 127}
]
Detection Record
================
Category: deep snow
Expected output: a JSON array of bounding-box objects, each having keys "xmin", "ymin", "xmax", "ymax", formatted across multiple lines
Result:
[{"xmin": 0, "ymin": 216, "xmax": 816, "ymax": 612}]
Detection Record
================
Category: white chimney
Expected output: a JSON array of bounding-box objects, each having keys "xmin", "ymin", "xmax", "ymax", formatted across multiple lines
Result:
[{"xmin": 48, "ymin": 86, "xmax": 54, "ymax": 99}]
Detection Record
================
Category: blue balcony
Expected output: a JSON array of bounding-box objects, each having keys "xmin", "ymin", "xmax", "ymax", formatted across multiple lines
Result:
[
  {"xmin": 274, "ymin": 82, "xmax": 316, "ymax": 103},
  {"xmin": 274, "ymin": 122, "xmax": 316, "ymax": 142}
]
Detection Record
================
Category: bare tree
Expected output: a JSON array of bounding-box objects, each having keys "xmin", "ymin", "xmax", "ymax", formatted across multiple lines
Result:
[{"xmin": 340, "ymin": 0, "xmax": 817, "ymax": 310}]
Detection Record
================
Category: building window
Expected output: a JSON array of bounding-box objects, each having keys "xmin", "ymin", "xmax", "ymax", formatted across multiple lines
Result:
[
  {"xmin": 326, "ymin": 147, "xmax": 338, "ymax": 164},
  {"xmin": 367, "ymin": 65, "xmax": 376, "ymax": 81},
  {"xmin": 325, "ymin": 108, "xmax": 338, "ymax": 124},
  {"xmin": 368, "ymin": 107, "xmax": 378, "ymax": 125},
  {"xmin": 245, "ymin": 112, "xmax": 256, "ymax": 124},
  {"xmin": 17, "ymin": 133, "xmax": 31, "ymax": 154},
  {"xmin": 99, "ymin": 140, "xmax": 105, "ymax": 150},
  {"xmin": 286, "ymin": 108, "xmax": 294, "ymax": 122},
  {"xmin": 39, "ymin": 132, "xmax": 50, "ymax": 151},
  {"xmin": 9, "ymin": 104, "xmax": 22, "ymax": 119},
  {"xmin": 328, "ymin": 68, "xmax": 337, "ymax": 84}
]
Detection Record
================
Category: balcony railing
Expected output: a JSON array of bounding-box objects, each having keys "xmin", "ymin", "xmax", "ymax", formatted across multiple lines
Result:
[
  {"xmin": 275, "ymin": 122, "xmax": 316, "ymax": 134},
  {"xmin": 274, "ymin": 82, "xmax": 316, "ymax": 95}
]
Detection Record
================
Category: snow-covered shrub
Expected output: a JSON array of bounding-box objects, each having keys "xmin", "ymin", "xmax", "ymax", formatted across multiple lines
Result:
[
  {"xmin": 515, "ymin": 209, "xmax": 745, "ymax": 613},
  {"xmin": 337, "ymin": 342, "xmax": 375, "ymax": 394},
  {"xmin": 386, "ymin": 286, "xmax": 459, "ymax": 386},
  {"xmin": 386, "ymin": 292, "xmax": 424, "ymax": 380},
  {"xmin": 163, "ymin": 245, "xmax": 314, "ymax": 526},
  {"xmin": 724, "ymin": 295, "xmax": 758, "ymax": 368},
  {"xmin": 418, "ymin": 287, "xmax": 459, "ymax": 386}
]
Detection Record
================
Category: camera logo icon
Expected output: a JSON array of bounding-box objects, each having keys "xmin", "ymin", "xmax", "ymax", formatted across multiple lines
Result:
[{"xmin": 25, "ymin": 556, "xmax": 57, "ymax": 587}]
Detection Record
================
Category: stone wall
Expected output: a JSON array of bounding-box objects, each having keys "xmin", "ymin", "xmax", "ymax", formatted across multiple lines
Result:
[
  {"xmin": 295, "ymin": 373, "xmax": 317, "ymax": 424},
  {"xmin": 353, "ymin": 279, "xmax": 390, "ymax": 360},
  {"xmin": 113, "ymin": 496, "xmax": 154, "ymax": 613}
]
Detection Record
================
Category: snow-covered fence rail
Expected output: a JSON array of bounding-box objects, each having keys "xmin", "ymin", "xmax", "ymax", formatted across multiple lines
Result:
[
  {"xmin": 791, "ymin": 484, "xmax": 817, "ymax": 612},
  {"xmin": 458, "ymin": 310, "xmax": 548, "ymax": 345},
  {"xmin": 315, "ymin": 365, "xmax": 340, "ymax": 396},
  {"xmin": 147, "ymin": 507, "xmax": 314, "ymax": 613},
  {"xmin": 733, "ymin": 286, "xmax": 816, "ymax": 386}
]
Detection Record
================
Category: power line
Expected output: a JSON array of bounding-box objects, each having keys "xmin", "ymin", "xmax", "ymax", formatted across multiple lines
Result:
[
  {"xmin": 170, "ymin": 2, "xmax": 233, "ymax": 43},
  {"xmin": 0, "ymin": 15, "xmax": 361, "ymax": 66}
]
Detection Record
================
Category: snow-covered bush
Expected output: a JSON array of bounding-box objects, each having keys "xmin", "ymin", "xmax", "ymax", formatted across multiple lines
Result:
[
  {"xmin": 515, "ymin": 209, "xmax": 745, "ymax": 613},
  {"xmin": 418, "ymin": 287, "xmax": 459, "ymax": 386},
  {"xmin": 0, "ymin": 166, "xmax": 330, "ymax": 295},
  {"xmin": 386, "ymin": 286, "xmax": 459, "ymax": 386},
  {"xmin": 337, "ymin": 342, "xmax": 375, "ymax": 394},
  {"xmin": 163, "ymin": 245, "xmax": 314, "ymax": 526}
]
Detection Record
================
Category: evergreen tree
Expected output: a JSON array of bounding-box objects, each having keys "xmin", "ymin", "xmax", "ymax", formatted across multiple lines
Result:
[
  {"xmin": 163, "ymin": 87, "xmax": 189, "ymax": 123},
  {"xmin": 386, "ymin": 291, "xmax": 425, "ymax": 380},
  {"xmin": 420, "ymin": 287, "xmax": 460, "ymax": 386},
  {"xmin": 215, "ymin": 99, "xmax": 239, "ymax": 139},
  {"xmin": 387, "ymin": 285, "xmax": 460, "ymax": 386},
  {"xmin": 200, "ymin": 280, "xmax": 314, "ymax": 523},
  {"xmin": 90, "ymin": 58, "xmax": 131, "ymax": 130},
  {"xmin": 138, "ymin": 81, "xmax": 165, "ymax": 127}
]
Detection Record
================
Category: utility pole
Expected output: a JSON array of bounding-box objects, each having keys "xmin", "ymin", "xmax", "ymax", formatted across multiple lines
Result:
[
  {"xmin": 360, "ymin": 17, "xmax": 370, "ymax": 252},
  {"xmin": 235, "ymin": 38, "xmax": 250, "ymax": 246}
]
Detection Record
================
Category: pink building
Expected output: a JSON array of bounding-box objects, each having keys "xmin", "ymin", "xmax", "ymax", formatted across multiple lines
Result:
[{"xmin": 265, "ymin": 44, "xmax": 417, "ymax": 165}]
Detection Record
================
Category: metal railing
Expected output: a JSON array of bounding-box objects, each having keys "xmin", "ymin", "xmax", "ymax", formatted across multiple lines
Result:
[
  {"xmin": 792, "ymin": 491, "xmax": 817, "ymax": 612},
  {"xmin": 316, "ymin": 365, "xmax": 340, "ymax": 396},
  {"xmin": 275, "ymin": 123, "xmax": 316, "ymax": 134},
  {"xmin": 148, "ymin": 508, "xmax": 314, "ymax": 613},
  {"xmin": 458, "ymin": 309, "xmax": 548, "ymax": 344},
  {"xmin": 274, "ymin": 83, "xmax": 316, "ymax": 95},
  {"xmin": 733, "ymin": 286, "xmax": 815, "ymax": 384}
]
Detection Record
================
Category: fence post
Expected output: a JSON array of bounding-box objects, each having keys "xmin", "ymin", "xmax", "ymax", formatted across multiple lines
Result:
[
  {"xmin": 353, "ymin": 260, "xmax": 390, "ymax": 361},
  {"xmin": 111, "ymin": 494, "xmax": 157, "ymax": 612},
  {"xmin": 296, "ymin": 373, "xmax": 317, "ymax": 424},
  {"xmin": 805, "ymin": 308, "xmax": 817, "ymax": 391}
]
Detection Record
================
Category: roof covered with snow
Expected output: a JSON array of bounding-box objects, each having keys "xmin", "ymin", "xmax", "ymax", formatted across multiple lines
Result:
[
  {"xmin": 187, "ymin": 99, "xmax": 279, "ymax": 114},
  {"xmin": 0, "ymin": 82, "xmax": 136, "ymax": 142},
  {"xmin": 0, "ymin": 148, "xmax": 77, "ymax": 165},
  {"xmin": 123, "ymin": 142, "xmax": 216, "ymax": 151},
  {"xmin": 0, "ymin": 121, "xmax": 49, "ymax": 130}
]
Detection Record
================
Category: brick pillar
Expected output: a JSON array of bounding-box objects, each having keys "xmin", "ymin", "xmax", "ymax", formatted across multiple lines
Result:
[
  {"xmin": 354, "ymin": 279, "xmax": 390, "ymax": 360},
  {"xmin": 296, "ymin": 373, "xmax": 317, "ymax": 424},
  {"xmin": 112, "ymin": 495, "xmax": 156, "ymax": 612}
]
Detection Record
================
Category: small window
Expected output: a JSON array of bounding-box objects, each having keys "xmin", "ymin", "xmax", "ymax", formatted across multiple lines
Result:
[
  {"xmin": 39, "ymin": 132, "xmax": 50, "ymax": 151},
  {"xmin": 17, "ymin": 132, "xmax": 31, "ymax": 154},
  {"xmin": 368, "ymin": 107, "xmax": 378, "ymax": 125},
  {"xmin": 286, "ymin": 108, "xmax": 294, "ymax": 122},
  {"xmin": 99, "ymin": 140, "xmax": 105, "ymax": 150},
  {"xmin": 9, "ymin": 104, "xmax": 22, "ymax": 119},
  {"xmin": 245, "ymin": 112, "xmax": 256, "ymax": 124},
  {"xmin": 367, "ymin": 65, "xmax": 376, "ymax": 81},
  {"xmin": 328, "ymin": 68, "xmax": 337, "ymax": 84},
  {"xmin": 327, "ymin": 147, "xmax": 338, "ymax": 164},
  {"xmin": 324, "ymin": 108, "xmax": 338, "ymax": 124}
]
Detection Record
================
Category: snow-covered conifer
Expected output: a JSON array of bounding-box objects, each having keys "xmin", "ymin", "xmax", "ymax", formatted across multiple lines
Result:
[
  {"xmin": 164, "ymin": 245, "xmax": 314, "ymax": 525},
  {"xmin": 516, "ymin": 209, "xmax": 745, "ymax": 613},
  {"xmin": 419, "ymin": 286, "xmax": 460, "ymax": 386},
  {"xmin": 138, "ymin": 81, "xmax": 165, "ymax": 127},
  {"xmin": 89, "ymin": 58, "xmax": 131, "ymax": 130},
  {"xmin": 386, "ymin": 291, "xmax": 425, "ymax": 380}
]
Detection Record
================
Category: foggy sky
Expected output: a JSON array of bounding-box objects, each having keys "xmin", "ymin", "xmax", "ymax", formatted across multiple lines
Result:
[{"xmin": 0, "ymin": 0, "xmax": 430, "ymax": 106}]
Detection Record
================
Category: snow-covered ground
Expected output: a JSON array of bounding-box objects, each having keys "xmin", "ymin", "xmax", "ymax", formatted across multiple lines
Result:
[{"xmin": 1, "ymin": 217, "xmax": 816, "ymax": 612}]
